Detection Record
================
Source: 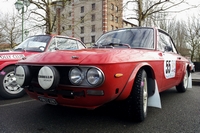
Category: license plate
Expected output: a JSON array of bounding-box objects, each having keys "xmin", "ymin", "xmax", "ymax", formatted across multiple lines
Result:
[{"xmin": 38, "ymin": 96, "xmax": 58, "ymax": 105}]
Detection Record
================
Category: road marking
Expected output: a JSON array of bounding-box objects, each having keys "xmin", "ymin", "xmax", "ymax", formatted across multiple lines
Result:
[{"xmin": 0, "ymin": 99, "xmax": 36, "ymax": 107}]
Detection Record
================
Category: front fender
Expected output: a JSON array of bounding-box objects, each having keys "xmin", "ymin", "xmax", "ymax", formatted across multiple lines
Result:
[
  {"xmin": 0, "ymin": 61, "xmax": 17, "ymax": 71},
  {"xmin": 116, "ymin": 62, "xmax": 151, "ymax": 100}
]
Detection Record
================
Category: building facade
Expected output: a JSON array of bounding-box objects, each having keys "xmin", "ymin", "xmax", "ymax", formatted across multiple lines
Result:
[{"xmin": 52, "ymin": 0, "xmax": 134, "ymax": 44}]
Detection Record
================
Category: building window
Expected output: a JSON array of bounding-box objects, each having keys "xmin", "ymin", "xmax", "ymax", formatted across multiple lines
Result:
[
  {"xmin": 92, "ymin": 3, "xmax": 95, "ymax": 10},
  {"xmin": 62, "ymin": 26, "xmax": 65, "ymax": 31},
  {"xmin": 81, "ymin": 26, "xmax": 84, "ymax": 34},
  {"xmin": 69, "ymin": 12, "xmax": 71, "ymax": 17},
  {"xmin": 68, "ymin": 0, "xmax": 71, "ymax": 5},
  {"xmin": 54, "ymin": 27, "xmax": 56, "ymax": 32},
  {"xmin": 111, "ymin": 15, "xmax": 114, "ymax": 21},
  {"xmin": 111, "ymin": 25, "xmax": 114, "ymax": 30},
  {"xmin": 91, "ymin": 14, "xmax": 95, "ymax": 21},
  {"xmin": 91, "ymin": 36, "xmax": 95, "ymax": 43},
  {"xmin": 115, "ymin": 6, "xmax": 118, "ymax": 12},
  {"xmin": 116, "ymin": 27, "xmax": 118, "ymax": 29},
  {"xmin": 115, "ymin": 16, "xmax": 118, "ymax": 23},
  {"xmin": 81, "ymin": 37, "xmax": 84, "ymax": 43},
  {"xmin": 81, "ymin": 6, "xmax": 84, "ymax": 13},
  {"xmin": 111, "ymin": 3, "xmax": 114, "ymax": 10},
  {"xmin": 80, "ymin": 16, "xmax": 84, "ymax": 23},
  {"xmin": 68, "ymin": 25, "xmax": 71, "ymax": 29},
  {"xmin": 91, "ymin": 25, "xmax": 95, "ymax": 32}
]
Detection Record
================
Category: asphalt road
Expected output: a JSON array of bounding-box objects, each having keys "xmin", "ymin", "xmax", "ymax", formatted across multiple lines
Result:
[{"xmin": 0, "ymin": 85, "xmax": 200, "ymax": 133}]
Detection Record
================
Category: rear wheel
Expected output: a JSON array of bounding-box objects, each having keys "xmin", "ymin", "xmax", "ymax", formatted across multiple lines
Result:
[
  {"xmin": 125, "ymin": 69, "xmax": 148, "ymax": 122},
  {"xmin": 176, "ymin": 69, "xmax": 188, "ymax": 93},
  {"xmin": 0, "ymin": 66, "xmax": 25, "ymax": 99}
]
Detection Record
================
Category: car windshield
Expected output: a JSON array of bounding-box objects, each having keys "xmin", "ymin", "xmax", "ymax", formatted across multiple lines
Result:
[
  {"xmin": 13, "ymin": 35, "xmax": 51, "ymax": 52},
  {"xmin": 47, "ymin": 37, "xmax": 86, "ymax": 51},
  {"xmin": 95, "ymin": 28, "xmax": 154, "ymax": 49}
]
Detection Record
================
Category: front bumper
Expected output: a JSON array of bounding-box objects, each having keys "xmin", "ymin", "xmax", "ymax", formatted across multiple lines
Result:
[{"xmin": 25, "ymin": 84, "xmax": 118, "ymax": 109}]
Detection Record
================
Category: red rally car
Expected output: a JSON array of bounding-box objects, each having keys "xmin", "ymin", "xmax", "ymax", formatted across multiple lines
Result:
[
  {"xmin": 15, "ymin": 27, "xmax": 192, "ymax": 122},
  {"xmin": 0, "ymin": 35, "xmax": 86, "ymax": 99}
]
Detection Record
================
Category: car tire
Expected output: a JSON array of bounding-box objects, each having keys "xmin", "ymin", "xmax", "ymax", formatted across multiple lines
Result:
[
  {"xmin": 125, "ymin": 69, "xmax": 148, "ymax": 122},
  {"xmin": 176, "ymin": 69, "xmax": 188, "ymax": 93},
  {"xmin": 0, "ymin": 66, "xmax": 25, "ymax": 99}
]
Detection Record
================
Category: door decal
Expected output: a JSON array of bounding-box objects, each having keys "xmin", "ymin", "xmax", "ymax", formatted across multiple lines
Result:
[{"xmin": 164, "ymin": 60, "xmax": 176, "ymax": 79}]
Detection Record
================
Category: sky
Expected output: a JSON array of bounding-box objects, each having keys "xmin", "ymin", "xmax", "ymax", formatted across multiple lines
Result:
[
  {"xmin": 0, "ymin": 0, "xmax": 15, "ymax": 13},
  {"xmin": 1, "ymin": 0, "xmax": 200, "ymax": 22}
]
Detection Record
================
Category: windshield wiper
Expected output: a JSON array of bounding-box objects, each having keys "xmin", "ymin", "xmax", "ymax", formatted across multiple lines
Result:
[
  {"xmin": 102, "ymin": 43, "xmax": 131, "ymax": 48},
  {"xmin": 13, "ymin": 48, "xmax": 25, "ymax": 52}
]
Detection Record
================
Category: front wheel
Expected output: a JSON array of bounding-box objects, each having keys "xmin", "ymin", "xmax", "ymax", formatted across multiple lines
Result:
[
  {"xmin": 125, "ymin": 69, "xmax": 148, "ymax": 122},
  {"xmin": 176, "ymin": 69, "xmax": 188, "ymax": 93},
  {"xmin": 0, "ymin": 66, "xmax": 25, "ymax": 99}
]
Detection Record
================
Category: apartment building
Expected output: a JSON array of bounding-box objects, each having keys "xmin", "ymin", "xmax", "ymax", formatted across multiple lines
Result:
[{"xmin": 52, "ymin": 0, "xmax": 134, "ymax": 44}]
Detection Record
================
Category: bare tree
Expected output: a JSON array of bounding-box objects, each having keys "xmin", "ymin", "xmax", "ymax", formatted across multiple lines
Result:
[
  {"xmin": 186, "ymin": 16, "xmax": 200, "ymax": 62},
  {"xmin": 0, "ymin": 12, "xmax": 21, "ymax": 48},
  {"xmin": 0, "ymin": 25, "xmax": 6, "ymax": 43},
  {"xmin": 27, "ymin": 0, "xmax": 70, "ymax": 34},
  {"xmin": 124, "ymin": 0, "xmax": 196, "ymax": 26}
]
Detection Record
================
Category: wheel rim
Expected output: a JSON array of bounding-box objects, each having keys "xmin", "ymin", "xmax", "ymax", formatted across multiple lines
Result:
[
  {"xmin": 142, "ymin": 77, "xmax": 148, "ymax": 115},
  {"xmin": 3, "ymin": 71, "xmax": 23, "ymax": 94},
  {"xmin": 183, "ymin": 70, "xmax": 188, "ymax": 89}
]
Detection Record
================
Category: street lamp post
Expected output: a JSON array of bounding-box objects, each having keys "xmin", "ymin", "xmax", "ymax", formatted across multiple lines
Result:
[{"xmin": 15, "ymin": 0, "xmax": 30, "ymax": 42}]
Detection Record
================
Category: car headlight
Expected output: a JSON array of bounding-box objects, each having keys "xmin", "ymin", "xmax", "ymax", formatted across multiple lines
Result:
[
  {"xmin": 69, "ymin": 67, "xmax": 84, "ymax": 85},
  {"xmin": 86, "ymin": 68, "xmax": 104, "ymax": 86}
]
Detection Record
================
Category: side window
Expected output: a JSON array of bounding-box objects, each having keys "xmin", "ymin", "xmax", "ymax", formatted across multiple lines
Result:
[
  {"xmin": 57, "ymin": 38, "xmax": 78, "ymax": 50},
  {"xmin": 47, "ymin": 38, "xmax": 56, "ymax": 51},
  {"xmin": 77, "ymin": 41, "xmax": 85, "ymax": 49},
  {"xmin": 158, "ymin": 31, "xmax": 177, "ymax": 53}
]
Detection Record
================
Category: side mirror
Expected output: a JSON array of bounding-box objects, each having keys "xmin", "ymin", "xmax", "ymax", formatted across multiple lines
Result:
[{"xmin": 164, "ymin": 46, "xmax": 172, "ymax": 52}]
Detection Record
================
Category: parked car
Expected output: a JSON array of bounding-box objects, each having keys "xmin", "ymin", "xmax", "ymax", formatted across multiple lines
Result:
[
  {"xmin": 15, "ymin": 27, "xmax": 191, "ymax": 122},
  {"xmin": 0, "ymin": 35, "xmax": 86, "ymax": 99}
]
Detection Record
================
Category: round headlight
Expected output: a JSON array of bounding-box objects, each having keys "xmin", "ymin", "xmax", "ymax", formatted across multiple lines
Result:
[
  {"xmin": 69, "ymin": 67, "xmax": 83, "ymax": 85},
  {"xmin": 86, "ymin": 68, "xmax": 104, "ymax": 86}
]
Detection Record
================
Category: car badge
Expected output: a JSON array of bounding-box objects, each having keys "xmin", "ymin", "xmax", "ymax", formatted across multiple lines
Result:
[{"xmin": 71, "ymin": 56, "xmax": 79, "ymax": 59}]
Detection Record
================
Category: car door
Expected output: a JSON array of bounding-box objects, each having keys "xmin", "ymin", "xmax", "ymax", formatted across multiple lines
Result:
[{"xmin": 157, "ymin": 30, "xmax": 182, "ymax": 90}]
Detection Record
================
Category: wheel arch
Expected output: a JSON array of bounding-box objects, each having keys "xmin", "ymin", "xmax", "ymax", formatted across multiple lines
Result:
[
  {"xmin": 0, "ymin": 61, "xmax": 17, "ymax": 71},
  {"xmin": 142, "ymin": 65, "xmax": 156, "ymax": 97},
  {"xmin": 116, "ymin": 63, "xmax": 156, "ymax": 100}
]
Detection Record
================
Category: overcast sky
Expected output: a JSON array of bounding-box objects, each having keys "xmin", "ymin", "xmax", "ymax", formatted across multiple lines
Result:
[{"xmin": 1, "ymin": 0, "xmax": 200, "ymax": 22}]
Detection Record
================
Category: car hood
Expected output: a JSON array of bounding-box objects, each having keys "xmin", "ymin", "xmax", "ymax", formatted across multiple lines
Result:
[{"xmin": 17, "ymin": 48, "xmax": 156, "ymax": 65}]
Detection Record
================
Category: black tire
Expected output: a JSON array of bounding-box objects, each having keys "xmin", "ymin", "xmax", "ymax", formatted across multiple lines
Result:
[
  {"xmin": 0, "ymin": 66, "xmax": 25, "ymax": 99},
  {"xmin": 176, "ymin": 69, "xmax": 188, "ymax": 93},
  {"xmin": 125, "ymin": 69, "xmax": 148, "ymax": 122}
]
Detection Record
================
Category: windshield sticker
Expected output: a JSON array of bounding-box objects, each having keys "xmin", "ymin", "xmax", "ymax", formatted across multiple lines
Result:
[
  {"xmin": 164, "ymin": 60, "xmax": 176, "ymax": 79},
  {"xmin": 0, "ymin": 54, "xmax": 25, "ymax": 60}
]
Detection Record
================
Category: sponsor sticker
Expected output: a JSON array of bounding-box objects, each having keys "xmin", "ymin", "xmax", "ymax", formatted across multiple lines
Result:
[{"xmin": 0, "ymin": 54, "xmax": 25, "ymax": 60}]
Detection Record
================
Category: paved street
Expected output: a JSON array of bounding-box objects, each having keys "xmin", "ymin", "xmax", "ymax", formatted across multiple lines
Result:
[{"xmin": 0, "ymin": 73, "xmax": 199, "ymax": 133}]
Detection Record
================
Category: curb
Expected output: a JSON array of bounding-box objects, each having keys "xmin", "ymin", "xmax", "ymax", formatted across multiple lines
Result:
[{"xmin": 192, "ymin": 80, "xmax": 200, "ymax": 86}]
